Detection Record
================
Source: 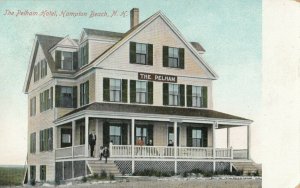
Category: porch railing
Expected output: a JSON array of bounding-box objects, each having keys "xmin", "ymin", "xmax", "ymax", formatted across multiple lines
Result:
[
  {"xmin": 233, "ymin": 149, "xmax": 248, "ymax": 159},
  {"xmin": 110, "ymin": 145, "xmax": 234, "ymax": 159},
  {"xmin": 55, "ymin": 145, "xmax": 85, "ymax": 159},
  {"xmin": 177, "ymin": 147, "xmax": 213, "ymax": 158},
  {"xmin": 55, "ymin": 146, "xmax": 72, "ymax": 159}
]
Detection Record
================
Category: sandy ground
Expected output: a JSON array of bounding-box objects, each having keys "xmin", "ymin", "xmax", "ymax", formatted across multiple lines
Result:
[{"xmin": 69, "ymin": 179, "xmax": 262, "ymax": 188}]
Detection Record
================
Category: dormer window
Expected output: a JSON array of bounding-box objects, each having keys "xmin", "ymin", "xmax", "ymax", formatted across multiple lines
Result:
[
  {"xmin": 61, "ymin": 52, "xmax": 73, "ymax": 70},
  {"xmin": 55, "ymin": 50, "xmax": 78, "ymax": 71}
]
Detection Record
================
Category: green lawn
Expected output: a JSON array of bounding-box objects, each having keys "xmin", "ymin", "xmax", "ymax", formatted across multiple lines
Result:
[{"xmin": 0, "ymin": 167, "xmax": 25, "ymax": 186}]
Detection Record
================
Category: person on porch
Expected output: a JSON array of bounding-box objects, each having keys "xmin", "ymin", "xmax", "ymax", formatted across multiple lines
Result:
[
  {"xmin": 89, "ymin": 131, "xmax": 96, "ymax": 157},
  {"xmin": 147, "ymin": 139, "xmax": 153, "ymax": 146},
  {"xmin": 99, "ymin": 146, "xmax": 104, "ymax": 160},
  {"xmin": 103, "ymin": 146, "xmax": 110, "ymax": 163},
  {"xmin": 136, "ymin": 137, "xmax": 144, "ymax": 155}
]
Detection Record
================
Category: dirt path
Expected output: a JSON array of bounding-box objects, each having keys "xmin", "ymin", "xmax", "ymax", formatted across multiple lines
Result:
[{"xmin": 71, "ymin": 179, "xmax": 262, "ymax": 188}]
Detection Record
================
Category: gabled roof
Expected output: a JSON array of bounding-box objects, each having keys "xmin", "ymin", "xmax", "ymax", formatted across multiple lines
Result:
[
  {"xmin": 56, "ymin": 102, "xmax": 252, "ymax": 123},
  {"xmin": 83, "ymin": 28, "xmax": 123, "ymax": 38},
  {"xmin": 91, "ymin": 11, "xmax": 218, "ymax": 79}
]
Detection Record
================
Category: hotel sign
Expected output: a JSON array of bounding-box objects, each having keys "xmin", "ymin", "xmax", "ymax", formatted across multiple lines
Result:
[{"xmin": 138, "ymin": 72, "xmax": 177, "ymax": 83}]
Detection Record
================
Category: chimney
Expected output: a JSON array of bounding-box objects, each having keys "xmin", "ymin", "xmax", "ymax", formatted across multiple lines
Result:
[{"xmin": 130, "ymin": 8, "xmax": 139, "ymax": 28}]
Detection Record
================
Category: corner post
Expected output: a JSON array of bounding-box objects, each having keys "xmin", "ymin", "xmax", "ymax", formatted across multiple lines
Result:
[
  {"xmin": 227, "ymin": 128, "xmax": 230, "ymax": 148},
  {"xmin": 85, "ymin": 116, "xmax": 89, "ymax": 157},
  {"xmin": 212, "ymin": 122, "xmax": 217, "ymax": 173},
  {"xmin": 247, "ymin": 125, "xmax": 251, "ymax": 160},
  {"xmin": 131, "ymin": 118, "xmax": 135, "ymax": 173}
]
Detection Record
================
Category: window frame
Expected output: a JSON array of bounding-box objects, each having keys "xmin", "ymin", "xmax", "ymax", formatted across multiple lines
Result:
[
  {"xmin": 30, "ymin": 132, "xmax": 36, "ymax": 153},
  {"xmin": 60, "ymin": 86, "xmax": 74, "ymax": 108},
  {"xmin": 40, "ymin": 165, "xmax": 46, "ymax": 181},
  {"xmin": 109, "ymin": 125, "xmax": 122, "ymax": 145},
  {"xmin": 80, "ymin": 81, "xmax": 89, "ymax": 106},
  {"xmin": 136, "ymin": 80, "xmax": 148, "ymax": 104},
  {"xmin": 135, "ymin": 43, "xmax": 148, "ymax": 65},
  {"xmin": 168, "ymin": 83, "xmax": 180, "ymax": 106},
  {"xmin": 30, "ymin": 97, "xmax": 36, "ymax": 116},
  {"xmin": 168, "ymin": 47, "xmax": 179, "ymax": 68},
  {"xmin": 60, "ymin": 51, "xmax": 73, "ymax": 71},
  {"xmin": 192, "ymin": 86, "xmax": 203, "ymax": 107},
  {"xmin": 109, "ymin": 78, "xmax": 122, "ymax": 102}
]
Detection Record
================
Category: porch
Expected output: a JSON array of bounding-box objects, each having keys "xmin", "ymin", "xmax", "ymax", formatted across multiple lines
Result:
[{"xmin": 53, "ymin": 103, "xmax": 252, "ymax": 173}]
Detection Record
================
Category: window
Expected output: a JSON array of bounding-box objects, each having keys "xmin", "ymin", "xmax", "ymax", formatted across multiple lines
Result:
[
  {"xmin": 80, "ymin": 81, "xmax": 89, "ymax": 106},
  {"xmin": 40, "ymin": 88, "xmax": 53, "ymax": 112},
  {"xmin": 30, "ymin": 97, "xmax": 36, "ymax": 116},
  {"xmin": 168, "ymin": 127, "xmax": 180, "ymax": 146},
  {"xmin": 33, "ymin": 62, "xmax": 40, "ymax": 82},
  {"xmin": 130, "ymin": 42, "xmax": 153, "ymax": 65},
  {"xmin": 79, "ymin": 126, "xmax": 85, "ymax": 145},
  {"xmin": 61, "ymin": 51, "xmax": 73, "ymax": 70},
  {"xmin": 163, "ymin": 46, "xmax": 184, "ymax": 68},
  {"xmin": 130, "ymin": 80, "xmax": 153, "ymax": 104},
  {"xmin": 103, "ymin": 78, "xmax": 127, "ymax": 103},
  {"xmin": 135, "ymin": 125, "xmax": 153, "ymax": 145},
  {"xmin": 79, "ymin": 42, "xmax": 88, "ymax": 67},
  {"xmin": 187, "ymin": 85, "xmax": 207, "ymax": 108},
  {"xmin": 40, "ymin": 165, "xmax": 46, "ymax": 181},
  {"xmin": 30, "ymin": 132, "xmax": 36, "ymax": 153},
  {"xmin": 61, "ymin": 128, "xmax": 72, "ymax": 148},
  {"xmin": 30, "ymin": 166, "xmax": 36, "ymax": 181},
  {"xmin": 169, "ymin": 84, "xmax": 180, "ymax": 106},
  {"xmin": 136, "ymin": 43, "xmax": 147, "ymax": 64},
  {"xmin": 55, "ymin": 86, "xmax": 77, "ymax": 108},
  {"xmin": 136, "ymin": 81, "xmax": 147, "ymax": 103},
  {"xmin": 41, "ymin": 59, "xmax": 47, "ymax": 78},
  {"xmin": 40, "ymin": 128, "xmax": 53, "ymax": 152},
  {"xmin": 168, "ymin": 47, "xmax": 179, "ymax": 67},
  {"xmin": 55, "ymin": 51, "xmax": 78, "ymax": 71},
  {"xmin": 187, "ymin": 127, "xmax": 208, "ymax": 147},
  {"xmin": 109, "ymin": 125, "xmax": 121, "ymax": 145},
  {"xmin": 61, "ymin": 87, "xmax": 73, "ymax": 108},
  {"xmin": 163, "ymin": 83, "xmax": 185, "ymax": 106},
  {"xmin": 109, "ymin": 79, "xmax": 121, "ymax": 102}
]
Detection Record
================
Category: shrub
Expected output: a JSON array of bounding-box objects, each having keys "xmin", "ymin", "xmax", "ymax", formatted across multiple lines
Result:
[
  {"xmin": 100, "ymin": 170, "xmax": 107, "ymax": 179},
  {"xmin": 202, "ymin": 171, "xmax": 213, "ymax": 177},
  {"xmin": 109, "ymin": 173, "xmax": 115, "ymax": 180},
  {"xmin": 81, "ymin": 176, "xmax": 87, "ymax": 183},
  {"xmin": 182, "ymin": 171, "xmax": 188, "ymax": 177},
  {"xmin": 29, "ymin": 179, "xmax": 36, "ymax": 186},
  {"xmin": 93, "ymin": 173, "xmax": 99, "ymax": 179}
]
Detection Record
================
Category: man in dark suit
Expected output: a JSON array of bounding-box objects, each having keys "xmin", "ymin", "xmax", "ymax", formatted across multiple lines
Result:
[{"xmin": 89, "ymin": 131, "xmax": 96, "ymax": 157}]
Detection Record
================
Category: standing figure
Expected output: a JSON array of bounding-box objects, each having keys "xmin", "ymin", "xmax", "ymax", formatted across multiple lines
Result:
[
  {"xmin": 88, "ymin": 131, "xmax": 97, "ymax": 157},
  {"xmin": 102, "ymin": 146, "xmax": 110, "ymax": 163},
  {"xmin": 99, "ymin": 146, "xmax": 104, "ymax": 160}
]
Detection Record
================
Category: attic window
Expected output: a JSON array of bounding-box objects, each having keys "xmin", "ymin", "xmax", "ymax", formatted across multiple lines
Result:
[
  {"xmin": 55, "ymin": 50, "xmax": 78, "ymax": 71},
  {"xmin": 61, "ymin": 51, "xmax": 73, "ymax": 70}
]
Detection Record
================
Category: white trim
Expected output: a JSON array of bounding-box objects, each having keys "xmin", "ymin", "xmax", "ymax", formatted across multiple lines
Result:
[
  {"xmin": 49, "ymin": 35, "xmax": 78, "ymax": 53},
  {"xmin": 54, "ymin": 109, "xmax": 252, "ymax": 129}
]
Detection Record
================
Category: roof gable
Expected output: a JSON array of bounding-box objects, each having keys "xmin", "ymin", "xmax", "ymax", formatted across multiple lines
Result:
[
  {"xmin": 52, "ymin": 35, "xmax": 78, "ymax": 48},
  {"xmin": 92, "ymin": 11, "xmax": 218, "ymax": 79}
]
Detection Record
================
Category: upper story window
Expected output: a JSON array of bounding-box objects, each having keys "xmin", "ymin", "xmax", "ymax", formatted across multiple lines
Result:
[
  {"xmin": 103, "ymin": 78, "xmax": 127, "ymax": 103},
  {"xmin": 163, "ymin": 83, "xmax": 185, "ymax": 106},
  {"xmin": 40, "ymin": 88, "xmax": 53, "ymax": 112},
  {"xmin": 80, "ymin": 81, "xmax": 89, "ymax": 106},
  {"xmin": 79, "ymin": 42, "xmax": 89, "ymax": 68},
  {"xmin": 163, "ymin": 46, "xmax": 184, "ymax": 69},
  {"xmin": 130, "ymin": 80, "xmax": 153, "ymax": 104},
  {"xmin": 130, "ymin": 42, "xmax": 153, "ymax": 65},
  {"xmin": 30, "ymin": 97, "xmax": 36, "ymax": 116},
  {"xmin": 40, "ymin": 59, "xmax": 47, "ymax": 78},
  {"xmin": 187, "ymin": 85, "xmax": 207, "ymax": 108},
  {"xmin": 30, "ymin": 132, "xmax": 36, "ymax": 153},
  {"xmin": 55, "ymin": 50, "xmax": 78, "ymax": 71},
  {"xmin": 40, "ymin": 128, "xmax": 53, "ymax": 152},
  {"xmin": 55, "ymin": 86, "xmax": 77, "ymax": 108}
]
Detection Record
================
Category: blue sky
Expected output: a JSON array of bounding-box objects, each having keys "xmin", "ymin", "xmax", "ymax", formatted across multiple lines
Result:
[{"xmin": 0, "ymin": 0, "xmax": 261, "ymax": 164}]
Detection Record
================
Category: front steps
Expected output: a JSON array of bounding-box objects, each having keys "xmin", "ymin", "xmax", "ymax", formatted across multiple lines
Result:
[
  {"xmin": 232, "ymin": 162, "xmax": 262, "ymax": 176},
  {"xmin": 88, "ymin": 160, "xmax": 122, "ymax": 176}
]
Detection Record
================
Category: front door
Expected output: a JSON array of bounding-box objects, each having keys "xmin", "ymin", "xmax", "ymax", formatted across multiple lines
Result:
[{"xmin": 61, "ymin": 128, "xmax": 72, "ymax": 148}]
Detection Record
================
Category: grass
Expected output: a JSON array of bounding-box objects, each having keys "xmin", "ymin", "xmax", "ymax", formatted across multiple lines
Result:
[{"xmin": 0, "ymin": 167, "xmax": 25, "ymax": 186}]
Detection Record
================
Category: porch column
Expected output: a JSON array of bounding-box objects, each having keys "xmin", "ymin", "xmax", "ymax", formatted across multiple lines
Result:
[
  {"xmin": 227, "ymin": 128, "xmax": 230, "ymax": 148},
  {"xmin": 53, "ymin": 126, "xmax": 57, "ymax": 150},
  {"xmin": 247, "ymin": 125, "xmax": 251, "ymax": 160},
  {"xmin": 72, "ymin": 121, "xmax": 75, "ymax": 158},
  {"xmin": 131, "ymin": 118, "xmax": 135, "ymax": 173},
  {"xmin": 174, "ymin": 121, "xmax": 178, "ymax": 174},
  {"xmin": 85, "ymin": 117, "xmax": 89, "ymax": 157},
  {"xmin": 212, "ymin": 122, "xmax": 217, "ymax": 172}
]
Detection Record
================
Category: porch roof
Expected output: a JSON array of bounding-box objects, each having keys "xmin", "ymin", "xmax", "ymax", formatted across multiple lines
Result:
[{"xmin": 57, "ymin": 102, "xmax": 251, "ymax": 122}]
